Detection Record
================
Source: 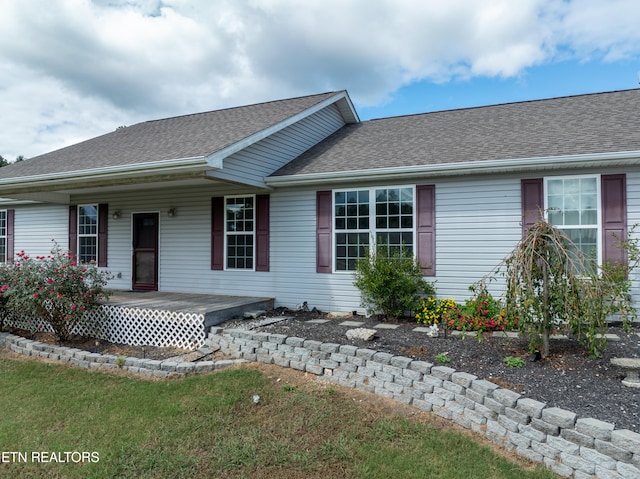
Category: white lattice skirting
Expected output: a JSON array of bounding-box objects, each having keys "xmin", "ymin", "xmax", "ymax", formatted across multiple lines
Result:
[{"xmin": 5, "ymin": 305, "xmax": 206, "ymax": 350}]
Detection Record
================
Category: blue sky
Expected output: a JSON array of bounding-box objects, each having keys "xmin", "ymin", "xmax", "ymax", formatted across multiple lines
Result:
[
  {"xmin": 359, "ymin": 59, "xmax": 640, "ymax": 120},
  {"xmin": 1, "ymin": 0, "xmax": 639, "ymax": 159}
]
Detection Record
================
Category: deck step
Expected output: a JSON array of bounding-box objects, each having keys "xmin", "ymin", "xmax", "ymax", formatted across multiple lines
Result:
[{"xmin": 203, "ymin": 298, "xmax": 275, "ymax": 327}]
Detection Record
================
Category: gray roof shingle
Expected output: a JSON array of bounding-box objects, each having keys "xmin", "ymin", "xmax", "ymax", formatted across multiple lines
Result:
[
  {"xmin": 272, "ymin": 89, "xmax": 640, "ymax": 177},
  {"xmin": 0, "ymin": 91, "xmax": 341, "ymax": 180}
]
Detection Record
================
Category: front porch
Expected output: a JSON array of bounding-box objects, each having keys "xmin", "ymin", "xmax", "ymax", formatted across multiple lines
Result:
[
  {"xmin": 99, "ymin": 291, "xmax": 274, "ymax": 350},
  {"xmin": 107, "ymin": 291, "xmax": 274, "ymax": 327}
]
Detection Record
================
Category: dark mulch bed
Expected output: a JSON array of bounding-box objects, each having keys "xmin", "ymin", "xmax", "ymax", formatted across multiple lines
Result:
[{"xmin": 224, "ymin": 308, "xmax": 640, "ymax": 433}]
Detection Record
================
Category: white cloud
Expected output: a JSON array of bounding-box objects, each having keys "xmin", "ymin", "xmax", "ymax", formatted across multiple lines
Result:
[{"xmin": 0, "ymin": 0, "xmax": 638, "ymax": 159}]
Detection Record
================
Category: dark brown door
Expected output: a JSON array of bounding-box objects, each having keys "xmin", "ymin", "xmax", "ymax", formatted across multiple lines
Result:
[{"xmin": 132, "ymin": 213, "xmax": 159, "ymax": 291}]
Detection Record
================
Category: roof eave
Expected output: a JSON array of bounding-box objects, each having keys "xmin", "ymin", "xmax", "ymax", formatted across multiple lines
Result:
[
  {"xmin": 0, "ymin": 156, "xmax": 219, "ymax": 195},
  {"xmin": 265, "ymin": 151, "xmax": 640, "ymax": 187}
]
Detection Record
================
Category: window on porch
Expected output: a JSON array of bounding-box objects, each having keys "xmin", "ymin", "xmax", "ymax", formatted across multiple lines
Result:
[
  {"xmin": 225, "ymin": 196, "xmax": 255, "ymax": 270},
  {"xmin": 78, "ymin": 205, "xmax": 98, "ymax": 263}
]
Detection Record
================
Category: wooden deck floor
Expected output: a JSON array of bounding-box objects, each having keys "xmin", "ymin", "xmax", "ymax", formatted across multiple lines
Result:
[{"xmin": 106, "ymin": 291, "xmax": 274, "ymax": 326}]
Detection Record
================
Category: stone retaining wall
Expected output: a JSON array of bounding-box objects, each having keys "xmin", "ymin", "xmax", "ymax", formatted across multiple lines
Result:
[
  {"xmin": 0, "ymin": 332, "xmax": 245, "ymax": 378},
  {"xmin": 209, "ymin": 327, "xmax": 640, "ymax": 479}
]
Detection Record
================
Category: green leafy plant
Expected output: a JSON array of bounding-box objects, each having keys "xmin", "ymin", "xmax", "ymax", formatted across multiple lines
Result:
[
  {"xmin": 503, "ymin": 356, "xmax": 525, "ymax": 368},
  {"xmin": 354, "ymin": 246, "xmax": 435, "ymax": 320},
  {"xmin": 435, "ymin": 352, "xmax": 451, "ymax": 364},
  {"xmin": 4, "ymin": 244, "xmax": 112, "ymax": 341},
  {"xmin": 116, "ymin": 355, "xmax": 126, "ymax": 369}
]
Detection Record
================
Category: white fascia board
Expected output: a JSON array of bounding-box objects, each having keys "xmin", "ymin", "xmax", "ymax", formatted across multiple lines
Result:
[
  {"xmin": 265, "ymin": 151, "xmax": 640, "ymax": 187},
  {"xmin": 0, "ymin": 155, "xmax": 219, "ymax": 191},
  {"xmin": 204, "ymin": 91, "xmax": 358, "ymax": 168},
  {"xmin": 0, "ymin": 198, "xmax": 41, "ymax": 206},
  {"xmin": 203, "ymin": 170, "xmax": 272, "ymax": 190},
  {"xmin": 0, "ymin": 192, "xmax": 71, "ymax": 204}
]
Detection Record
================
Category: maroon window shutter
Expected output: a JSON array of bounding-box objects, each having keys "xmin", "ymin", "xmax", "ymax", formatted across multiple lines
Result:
[
  {"xmin": 98, "ymin": 204, "xmax": 108, "ymax": 267},
  {"xmin": 316, "ymin": 191, "xmax": 332, "ymax": 273},
  {"xmin": 211, "ymin": 197, "xmax": 224, "ymax": 270},
  {"xmin": 68, "ymin": 206, "xmax": 78, "ymax": 257},
  {"xmin": 601, "ymin": 174, "xmax": 627, "ymax": 266},
  {"xmin": 6, "ymin": 209, "xmax": 14, "ymax": 262},
  {"xmin": 255, "ymin": 194, "xmax": 270, "ymax": 272},
  {"xmin": 416, "ymin": 185, "xmax": 436, "ymax": 276},
  {"xmin": 521, "ymin": 178, "xmax": 543, "ymax": 236}
]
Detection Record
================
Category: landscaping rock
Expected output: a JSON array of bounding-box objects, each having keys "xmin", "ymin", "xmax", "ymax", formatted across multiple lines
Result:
[{"xmin": 346, "ymin": 328, "xmax": 377, "ymax": 341}]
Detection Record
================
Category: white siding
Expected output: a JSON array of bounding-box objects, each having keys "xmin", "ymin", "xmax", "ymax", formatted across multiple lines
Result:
[
  {"xmin": 210, "ymin": 105, "xmax": 345, "ymax": 186},
  {"xmin": 434, "ymin": 176, "xmax": 521, "ymax": 302},
  {"xmin": 625, "ymin": 171, "xmax": 640, "ymax": 304},
  {"xmin": 8, "ymin": 167, "xmax": 640, "ymax": 314},
  {"xmin": 14, "ymin": 204, "xmax": 68, "ymax": 257}
]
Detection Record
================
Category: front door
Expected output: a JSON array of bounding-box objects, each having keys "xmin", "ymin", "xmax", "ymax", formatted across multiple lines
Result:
[{"xmin": 132, "ymin": 213, "xmax": 159, "ymax": 291}]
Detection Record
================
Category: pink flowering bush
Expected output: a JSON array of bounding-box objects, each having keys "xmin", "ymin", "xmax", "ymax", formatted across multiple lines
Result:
[
  {"xmin": 0, "ymin": 269, "xmax": 16, "ymax": 331},
  {"xmin": 2, "ymin": 244, "xmax": 111, "ymax": 341}
]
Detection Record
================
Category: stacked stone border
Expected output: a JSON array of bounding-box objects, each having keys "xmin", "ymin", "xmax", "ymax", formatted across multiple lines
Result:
[
  {"xmin": 0, "ymin": 332, "xmax": 244, "ymax": 378},
  {"xmin": 209, "ymin": 327, "xmax": 640, "ymax": 479}
]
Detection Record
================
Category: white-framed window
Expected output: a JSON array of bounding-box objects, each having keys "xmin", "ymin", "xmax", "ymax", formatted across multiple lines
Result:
[
  {"xmin": 78, "ymin": 205, "xmax": 98, "ymax": 263},
  {"xmin": 334, "ymin": 186, "xmax": 415, "ymax": 271},
  {"xmin": 545, "ymin": 175, "xmax": 601, "ymax": 269},
  {"xmin": 225, "ymin": 195, "xmax": 255, "ymax": 270},
  {"xmin": 0, "ymin": 210, "xmax": 6, "ymax": 263}
]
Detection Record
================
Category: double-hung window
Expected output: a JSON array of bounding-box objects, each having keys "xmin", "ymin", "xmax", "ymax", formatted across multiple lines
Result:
[
  {"xmin": 0, "ymin": 210, "xmax": 6, "ymax": 263},
  {"xmin": 225, "ymin": 196, "xmax": 255, "ymax": 270},
  {"xmin": 334, "ymin": 186, "xmax": 414, "ymax": 271},
  {"xmin": 78, "ymin": 205, "xmax": 98, "ymax": 263},
  {"xmin": 545, "ymin": 175, "xmax": 600, "ymax": 270}
]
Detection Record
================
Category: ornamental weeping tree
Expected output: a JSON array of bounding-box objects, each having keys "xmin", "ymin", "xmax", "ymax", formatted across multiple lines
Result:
[{"xmin": 503, "ymin": 219, "xmax": 632, "ymax": 358}]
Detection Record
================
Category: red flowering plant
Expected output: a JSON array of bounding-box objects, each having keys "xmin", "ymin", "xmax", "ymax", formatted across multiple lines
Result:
[
  {"xmin": 444, "ymin": 282, "xmax": 517, "ymax": 337},
  {"xmin": 7, "ymin": 244, "xmax": 112, "ymax": 341}
]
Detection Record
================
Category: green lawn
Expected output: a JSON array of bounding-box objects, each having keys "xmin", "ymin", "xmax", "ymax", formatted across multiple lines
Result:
[{"xmin": 0, "ymin": 355, "xmax": 557, "ymax": 478}]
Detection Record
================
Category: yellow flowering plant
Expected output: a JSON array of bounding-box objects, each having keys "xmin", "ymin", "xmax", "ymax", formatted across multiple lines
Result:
[{"xmin": 416, "ymin": 297, "xmax": 458, "ymax": 325}]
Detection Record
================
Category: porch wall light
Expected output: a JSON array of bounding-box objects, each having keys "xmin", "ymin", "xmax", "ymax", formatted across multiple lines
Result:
[
  {"xmin": 167, "ymin": 207, "xmax": 177, "ymax": 217},
  {"xmin": 112, "ymin": 210, "xmax": 121, "ymax": 220}
]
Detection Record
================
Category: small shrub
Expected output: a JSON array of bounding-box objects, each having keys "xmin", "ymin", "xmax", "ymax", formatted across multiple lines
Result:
[
  {"xmin": 116, "ymin": 355, "xmax": 126, "ymax": 368},
  {"xmin": 354, "ymin": 247, "xmax": 435, "ymax": 320},
  {"xmin": 503, "ymin": 356, "xmax": 526, "ymax": 368},
  {"xmin": 435, "ymin": 352, "xmax": 451, "ymax": 364}
]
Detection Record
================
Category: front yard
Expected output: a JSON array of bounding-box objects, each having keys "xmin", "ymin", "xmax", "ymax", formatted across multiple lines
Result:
[{"xmin": 0, "ymin": 352, "xmax": 555, "ymax": 478}]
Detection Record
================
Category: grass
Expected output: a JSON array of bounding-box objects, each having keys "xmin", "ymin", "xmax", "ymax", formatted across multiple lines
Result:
[{"xmin": 0, "ymin": 355, "xmax": 557, "ymax": 479}]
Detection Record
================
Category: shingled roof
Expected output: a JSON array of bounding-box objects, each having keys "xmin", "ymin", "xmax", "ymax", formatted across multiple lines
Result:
[
  {"xmin": 271, "ymin": 89, "xmax": 640, "ymax": 178},
  {"xmin": 0, "ymin": 91, "xmax": 342, "ymax": 181}
]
